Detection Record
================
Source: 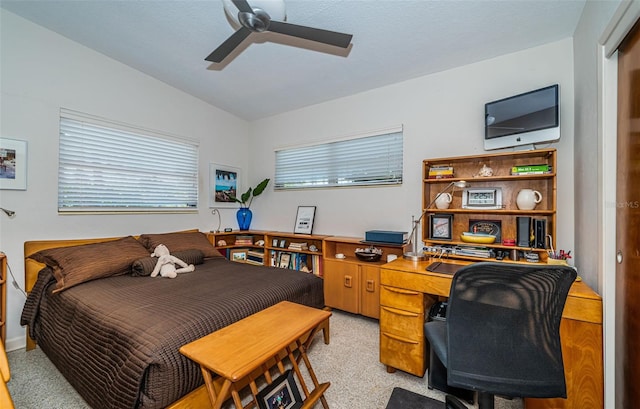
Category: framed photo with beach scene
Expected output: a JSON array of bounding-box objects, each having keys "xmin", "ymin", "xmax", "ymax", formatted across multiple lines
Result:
[
  {"xmin": 0, "ymin": 138, "xmax": 27, "ymax": 190},
  {"xmin": 209, "ymin": 163, "xmax": 241, "ymax": 208}
]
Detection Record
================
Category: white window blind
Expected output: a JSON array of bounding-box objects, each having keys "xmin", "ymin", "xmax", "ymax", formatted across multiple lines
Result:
[
  {"xmin": 58, "ymin": 109, "xmax": 198, "ymax": 212},
  {"xmin": 275, "ymin": 127, "xmax": 403, "ymax": 189}
]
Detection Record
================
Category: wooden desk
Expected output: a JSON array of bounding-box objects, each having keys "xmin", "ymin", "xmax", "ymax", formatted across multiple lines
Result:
[
  {"xmin": 180, "ymin": 302, "xmax": 331, "ymax": 409},
  {"xmin": 380, "ymin": 258, "xmax": 603, "ymax": 409}
]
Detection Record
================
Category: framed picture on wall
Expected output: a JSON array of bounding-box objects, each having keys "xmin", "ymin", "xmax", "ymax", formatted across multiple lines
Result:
[
  {"xmin": 209, "ymin": 163, "xmax": 241, "ymax": 208},
  {"xmin": 0, "ymin": 138, "xmax": 27, "ymax": 190}
]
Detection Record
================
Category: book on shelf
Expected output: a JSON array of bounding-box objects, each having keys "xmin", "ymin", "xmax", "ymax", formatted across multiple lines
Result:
[
  {"xmin": 288, "ymin": 242, "xmax": 308, "ymax": 251},
  {"xmin": 278, "ymin": 252, "xmax": 291, "ymax": 268},
  {"xmin": 234, "ymin": 235, "xmax": 254, "ymax": 245},
  {"xmin": 428, "ymin": 165, "xmax": 454, "ymax": 179},
  {"xmin": 510, "ymin": 164, "xmax": 552, "ymax": 175},
  {"xmin": 270, "ymin": 250, "xmax": 319, "ymax": 275},
  {"xmin": 453, "ymin": 246, "xmax": 492, "ymax": 258},
  {"xmin": 247, "ymin": 250, "xmax": 264, "ymax": 265}
]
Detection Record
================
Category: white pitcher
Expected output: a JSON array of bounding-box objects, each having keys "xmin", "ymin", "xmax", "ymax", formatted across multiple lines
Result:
[
  {"xmin": 516, "ymin": 189, "xmax": 542, "ymax": 210},
  {"xmin": 435, "ymin": 192, "xmax": 452, "ymax": 209}
]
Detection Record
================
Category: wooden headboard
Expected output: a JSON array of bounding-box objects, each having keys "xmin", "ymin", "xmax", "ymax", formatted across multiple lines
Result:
[
  {"xmin": 24, "ymin": 237, "xmax": 126, "ymax": 295},
  {"xmin": 23, "ymin": 229, "xmax": 206, "ymax": 295}
]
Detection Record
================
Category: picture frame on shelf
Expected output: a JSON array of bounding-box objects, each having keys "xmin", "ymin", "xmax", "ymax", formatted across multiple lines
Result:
[
  {"xmin": 256, "ymin": 370, "xmax": 302, "ymax": 409},
  {"xmin": 0, "ymin": 138, "xmax": 27, "ymax": 190},
  {"xmin": 428, "ymin": 214, "xmax": 453, "ymax": 240},
  {"xmin": 230, "ymin": 249, "xmax": 247, "ymax": 263},
  {"xmin": 294, "ymin": 206, "xmax": 316, "ymax": 234},
  {"xmin": 469, "ymin": 219, "xmax": 502, "ymax": 243},
  {"xmin": 279, "ymin": 239, "xmax": 286, "ymax": 248},
  {"xmin": 272, "ymin": 238, "xmax": 279, "ymax": 247},
  {"xmin": 278, "ymin": 253, "xmax": 291, "ymax": 269},
  {"xmin": 209, "ymin": 163, "xmax": 241, "ymax": 208}
]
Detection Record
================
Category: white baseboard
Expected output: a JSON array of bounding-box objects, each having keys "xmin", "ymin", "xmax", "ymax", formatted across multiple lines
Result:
[{"xmin": 5, "ymin": 336, "xmax": 27, "ymax": 352}]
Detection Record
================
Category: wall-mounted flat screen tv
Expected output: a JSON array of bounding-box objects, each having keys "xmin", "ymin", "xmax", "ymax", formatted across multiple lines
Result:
[{"xmin": 484, "ymin": 84, "xmax": 559, "ymax": 150}]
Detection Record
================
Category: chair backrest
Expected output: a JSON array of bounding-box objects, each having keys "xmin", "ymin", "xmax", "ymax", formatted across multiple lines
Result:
[{"xmin": 446, "ymin": 262, "xmax": 577, "ymax": 398}]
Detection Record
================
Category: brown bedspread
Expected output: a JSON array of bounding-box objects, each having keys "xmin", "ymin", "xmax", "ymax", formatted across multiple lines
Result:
[{"xmin": 21, "ymin": 258, "xmax": 324, "ymax": 409}]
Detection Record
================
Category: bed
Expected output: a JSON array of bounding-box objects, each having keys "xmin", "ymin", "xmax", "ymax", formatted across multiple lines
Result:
[{"xmin": 21, "ymin": 231, "xmax": 326, "ymax": 409}]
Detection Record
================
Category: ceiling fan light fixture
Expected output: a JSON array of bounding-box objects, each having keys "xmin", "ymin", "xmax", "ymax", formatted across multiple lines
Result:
[
  {"xmin": 222, "ymin": 0, "xmax": 286, "ymax": 26},
  {"xmin": 208, "ymin": 0, "xmax": 352, "ymax": 64},
  {"xmin": 239, "ymin": 9, "xmax": 270, "ymax": 32}
]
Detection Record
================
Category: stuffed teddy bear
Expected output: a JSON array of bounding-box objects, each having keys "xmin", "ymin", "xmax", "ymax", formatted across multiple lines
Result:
[{"xmin": 150, "ymin": 244, "xmax": 195, "ymax": 278}]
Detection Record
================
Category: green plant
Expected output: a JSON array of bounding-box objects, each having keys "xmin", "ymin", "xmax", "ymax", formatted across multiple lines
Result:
[{"xmin": 230, "ymin": 178, "xmax": 270, "ymax": 209}]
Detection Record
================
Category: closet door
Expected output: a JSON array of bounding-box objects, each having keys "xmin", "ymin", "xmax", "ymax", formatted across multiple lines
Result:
[{"xmin": 616, "ymin": 17, "xmax": 640, "ymax": 409}]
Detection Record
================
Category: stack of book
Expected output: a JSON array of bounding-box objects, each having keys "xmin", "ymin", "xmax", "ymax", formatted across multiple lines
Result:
[
  {"xmin": 428, "ymin": 165, "xmax": 454, "ymax": 179},
  {"xmin": 234, "ymin": 235, "xmax": 253, "ymax": 245},
  {"xmin": 453, "ymin": 246, "xmax": 492, "ymax": 258},
  {"xmin": 246, "ymin": 250, "xmax": 264, "ymax": 266},
  {"xmin": 288, "ymin": 242, "xmax": 308, "ymax": 251},
  {"xmin": 510, "ymin": 164, "xmax": 552, "ymax": 175}
]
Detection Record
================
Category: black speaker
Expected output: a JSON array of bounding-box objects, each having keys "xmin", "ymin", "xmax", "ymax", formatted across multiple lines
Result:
[
  {"xmin": 517, "ymin": 216, "xmax": 532, "ymax": 247},
  {"xmin": 534, "ymin": 219, "xmax": 547, "ymax": 249}
]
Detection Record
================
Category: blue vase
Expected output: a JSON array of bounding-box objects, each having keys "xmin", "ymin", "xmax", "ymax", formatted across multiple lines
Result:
[{"xmin": 236, "ymin": 208, "xmax": 253, "ymax": 230}]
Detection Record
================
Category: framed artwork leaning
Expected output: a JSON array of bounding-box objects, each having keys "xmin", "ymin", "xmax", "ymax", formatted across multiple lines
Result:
[
  {"xmin": 428, "ymin": 214, "xmax": 453, "ymax": 240},
  {"xmin": 256, "ymin": 370, "xmax": 302, "ymax": 409},
  {"xmin": 294, "ymin": 206, "xmax": 316, "ymax": 234}
]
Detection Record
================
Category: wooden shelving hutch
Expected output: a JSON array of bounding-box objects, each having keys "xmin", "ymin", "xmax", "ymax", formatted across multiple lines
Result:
[
  {"xmin": 207, "ymin": 230, "xmax": 327, "ymax": 277},
  {"xmin": 422, "ymin": 148, "xmax": 556, "ymax": 263},
  {"xmin": 264, "ymin": 232, "xmax": 327, "ymax": 276}
]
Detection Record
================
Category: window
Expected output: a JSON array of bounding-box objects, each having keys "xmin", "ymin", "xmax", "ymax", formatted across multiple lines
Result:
[
  {"xmin": 58, "ymin": 109, "xmax": 198, "ymax": 213},
  {"xmin": 275, "ymin": 126, "xmax": 403, "ymax": 190}
]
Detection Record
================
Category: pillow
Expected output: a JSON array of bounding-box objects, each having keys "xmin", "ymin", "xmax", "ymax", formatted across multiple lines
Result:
[
  {"xmin": 131, "ymin": 249, "xmax": 205, "ymax": 277},
  {"xmin": 29, "ymin": 236, "xmax": 150, "ymax": 293},
  {"xmin": 138, "ymin": 231, "xmax": 223, "ymax": 259}
]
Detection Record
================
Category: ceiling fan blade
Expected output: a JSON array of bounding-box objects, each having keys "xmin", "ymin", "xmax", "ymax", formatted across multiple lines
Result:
[
  {"xmin": 232, "ymin": 0, "xmax": 254, "ymax": 14},
  {"xmin": 205, "ymin": 27, "xmax": 252, "ymax": 63},
  {"xmin": 268, "ymin": 21, "xmax": 352, "ymax": 48}
]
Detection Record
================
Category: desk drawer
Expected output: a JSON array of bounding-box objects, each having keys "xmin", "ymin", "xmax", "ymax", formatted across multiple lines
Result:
[
  {"xmin": 380, "ymin": 331, "xmax": 426, "ymax": 376},
  {"xmin": 380, "ymin": 285, "xmax": 424, "ymax": 313},
  {"xmin": 380, "ymin": 305, "xmax": 425, "ymax": 341}
]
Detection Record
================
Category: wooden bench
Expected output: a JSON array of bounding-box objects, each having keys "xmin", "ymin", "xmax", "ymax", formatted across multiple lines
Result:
[{"xmin": 180, "ymin": 301, "xmax": 331, "ymax": 409}]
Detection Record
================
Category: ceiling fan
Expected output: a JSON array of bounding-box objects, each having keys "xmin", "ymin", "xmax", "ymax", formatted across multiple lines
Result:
[{"xmin": 206, "ymin": 0, "xmax": 353, "ymax": 63}]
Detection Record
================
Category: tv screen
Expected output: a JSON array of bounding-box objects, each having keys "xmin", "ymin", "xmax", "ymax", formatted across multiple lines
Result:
[{"xmin": 484, "ymin": 84, "xmax": 559, "ymax": 150}]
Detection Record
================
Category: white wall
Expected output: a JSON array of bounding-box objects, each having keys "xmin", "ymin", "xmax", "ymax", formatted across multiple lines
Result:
[
  {"xmin": 0, "ymin": 9, "xmax": 580, "ymax": 353},
  {"xmin": 573, "ymin": 1, "xmax": 619, "ymax": 408},
  {"xmin": 249, "ymin": 39, "xmax": 576, "ymax": 261},
  {"xmin": 0, "ymin": 10, "xmax": 250, "ymax": 349},
  {"xmin": 573, "ymin": 0, "xmax": 620, "ymax": 293}
]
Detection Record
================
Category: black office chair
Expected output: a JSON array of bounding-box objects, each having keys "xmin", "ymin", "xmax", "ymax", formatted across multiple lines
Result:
[{"xmin": 424, "ymin": 262, "xmax": 577, "ymax": 409}]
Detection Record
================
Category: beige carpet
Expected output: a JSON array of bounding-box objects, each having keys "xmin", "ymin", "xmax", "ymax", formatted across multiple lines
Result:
[{"xmin": 7, "ymin": 309, "xmax": 524, "ymax": 409}]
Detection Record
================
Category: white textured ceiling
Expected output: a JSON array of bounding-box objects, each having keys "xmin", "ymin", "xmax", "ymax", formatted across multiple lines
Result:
[{"xmin": 1, "ymin": 0, "xmax": 586, "ymax": 121}]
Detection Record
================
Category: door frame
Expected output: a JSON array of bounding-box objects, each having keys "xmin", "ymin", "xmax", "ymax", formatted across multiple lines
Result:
[{"xmin": 598, "ymin": 2, "xmax": 640, "ymax": 408}]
